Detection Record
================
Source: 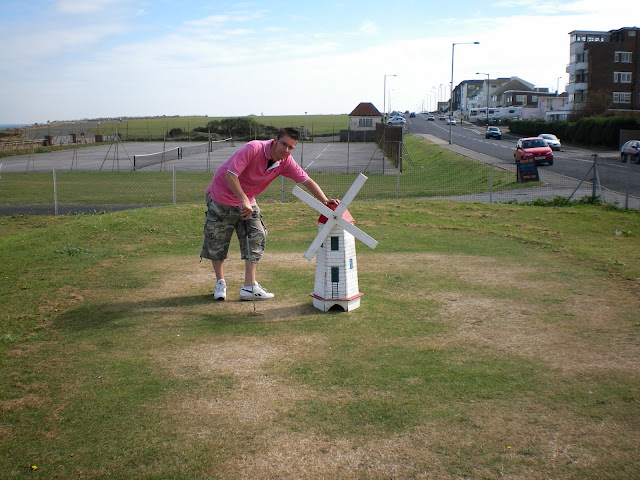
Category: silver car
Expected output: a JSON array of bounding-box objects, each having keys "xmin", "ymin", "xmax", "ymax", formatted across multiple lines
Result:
[
  {"xmin": 538, "ymin": 134, "xmax": 561, "ymax": 151},
  {"xmin": 387, "ymin": 116, "xmax": 406, "ymax": 125},
  {"xmin": 620, "ymin": 139, "xmax": 640, "ymax": 162}
]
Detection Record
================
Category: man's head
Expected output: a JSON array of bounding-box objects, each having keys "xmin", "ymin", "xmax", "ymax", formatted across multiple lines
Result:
[
  {"xmin": 272, "ymin": 128, "xmax": 299, "ymax": 161},
  {"xmin": 277, "ymin": 127, "xmax": 299, "ymax": 142}
]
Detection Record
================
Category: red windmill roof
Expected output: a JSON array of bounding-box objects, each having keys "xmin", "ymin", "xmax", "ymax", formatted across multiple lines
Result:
[{"xmin": 318, "ymin": 202, "xmax": 354, "ymax": 224}]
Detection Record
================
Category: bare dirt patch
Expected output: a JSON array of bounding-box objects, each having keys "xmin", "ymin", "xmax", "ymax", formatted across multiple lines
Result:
[{"xmin": 112, "ymin": 251, "xmax": 638, "ymax": 479}]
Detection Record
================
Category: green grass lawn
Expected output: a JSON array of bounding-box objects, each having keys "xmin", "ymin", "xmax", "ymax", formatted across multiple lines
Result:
[
  {"xmin": 1, "ymin": 200, "xmax": 638, "ymax": 479},
  {"xmin": 91, "ymin": 115, "xmax": 349, "ymax": 139}
]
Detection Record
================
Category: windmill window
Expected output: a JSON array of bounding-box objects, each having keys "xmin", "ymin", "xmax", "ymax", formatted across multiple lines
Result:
[
  {"xmin": 331, "ymin": 267, "xmax": 339, "ymax": 283},
  {"xmin": 349, "ymin": 258, "xmax": 353, "ymax": 269},
  {"xmin": 330, "ymin": 237, "xmax": 339, "ymax": 250}
]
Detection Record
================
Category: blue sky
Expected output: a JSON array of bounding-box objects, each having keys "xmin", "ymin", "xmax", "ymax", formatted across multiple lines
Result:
[{"xmin": 0, "ymin": 0, "xmax": 633, "ymax": 123}]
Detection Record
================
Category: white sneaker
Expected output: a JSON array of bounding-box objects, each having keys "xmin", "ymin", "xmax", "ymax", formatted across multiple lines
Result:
[
  {"xmin": 213, "ymin": 279, "xmax": 226, "ymax": 301},
  {"xmin": 240, "ymin": 282, "xmax": 274, "ymax": 301}
]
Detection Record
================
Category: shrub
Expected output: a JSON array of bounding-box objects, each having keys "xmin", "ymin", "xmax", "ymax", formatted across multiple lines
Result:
[{"xmin": 509, "ymin": 115, "xmax": 640, "ymax": 147}]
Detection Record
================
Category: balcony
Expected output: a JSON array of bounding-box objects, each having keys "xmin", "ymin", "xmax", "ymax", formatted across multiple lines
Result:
[{"xmin": 566, "ymin": 62, "xmax": 588, "ymax": 75}]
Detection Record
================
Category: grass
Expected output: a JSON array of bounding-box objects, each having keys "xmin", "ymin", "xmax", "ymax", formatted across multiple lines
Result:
[
  {"xmin": 87, "ymin": 115, "xmax": 349, "ymax": 139},
  {"xmin": 1, "ymin": 200, "xmax": 639, "ymax": 479}
]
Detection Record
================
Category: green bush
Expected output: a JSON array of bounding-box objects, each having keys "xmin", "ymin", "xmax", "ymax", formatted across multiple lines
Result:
[{"xmin": 509, "ymin": 115, "xmax": 640, "ymax": 147}]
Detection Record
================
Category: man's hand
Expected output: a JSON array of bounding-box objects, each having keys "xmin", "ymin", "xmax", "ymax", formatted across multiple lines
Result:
[
  {"xmin": 239, "ymin": 203, "xmax": 253, "ymax": 219},
  {"xmin": 325, "ymin": 199, "xmax": 340, "ymax": 208}
]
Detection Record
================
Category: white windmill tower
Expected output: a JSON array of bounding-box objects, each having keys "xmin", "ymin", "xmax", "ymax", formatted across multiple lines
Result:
[{"xmin": 292, "ymin": 173, "xmax": 378, "ymax": 312}]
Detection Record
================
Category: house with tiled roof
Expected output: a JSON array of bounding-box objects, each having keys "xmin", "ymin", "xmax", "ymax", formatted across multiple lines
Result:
[{"xmin": 348, "ymin": 102, "xmax": 382, "ymax": 132}]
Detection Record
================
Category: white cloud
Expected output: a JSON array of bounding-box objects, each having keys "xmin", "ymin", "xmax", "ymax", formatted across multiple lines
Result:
[
  {"xmin": 55, "ymin": 0, "xmax": 130, "ymax": 14},
  {"xmin": 2, "ymin": 0, "xmax": 639, "ymax": 123},
  {"xmin": 357, "ymin": 20, "xmax": 380, "ymax": 36}
]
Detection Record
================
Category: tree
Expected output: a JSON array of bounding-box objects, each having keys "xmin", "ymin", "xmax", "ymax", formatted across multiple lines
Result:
[{"xmin": 569, "ymin": 90, "xmax": 612, "ymax": 120}]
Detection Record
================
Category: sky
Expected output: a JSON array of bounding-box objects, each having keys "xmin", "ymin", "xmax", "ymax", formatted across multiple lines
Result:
[{"xmin": 0, "ymin": 0, "xmax": 636, "ymax": 124}]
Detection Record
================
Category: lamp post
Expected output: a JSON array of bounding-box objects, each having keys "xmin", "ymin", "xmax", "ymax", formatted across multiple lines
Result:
[
  {"xmin": 301, "ymin": 111, "xmax": 307, "ymax": 169},
  {"xmin": 449, "ymin": 41, "xmax": 479, "ymax": 144},
  {"xmin": 476, "ymin": 72, "xmax": 490, "ymax": 125},
  {"xmin": 383, "ymin": 74, "xmax": 397, "ymax": 121}
]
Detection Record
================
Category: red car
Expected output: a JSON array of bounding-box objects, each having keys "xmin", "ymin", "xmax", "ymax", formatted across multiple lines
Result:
[{"xmin": 514, "ymin": 137, "xmax": 554, "ymax": 166}]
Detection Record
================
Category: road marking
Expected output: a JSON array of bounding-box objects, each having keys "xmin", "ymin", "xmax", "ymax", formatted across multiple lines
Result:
[{"xmin": 304, "ymin": 143, "xmax": 332, "ymax": 169}]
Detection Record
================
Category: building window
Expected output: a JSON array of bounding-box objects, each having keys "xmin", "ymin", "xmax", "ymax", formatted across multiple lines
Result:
[
  {"xmin": 613, "ymin": 92, "xmax": 631, "ymax": 104},
  {"xmin": 614, "ymin": 51, "xmax": 632, "ymax": 63},
  {"xmin": 613, "ymin": 72, "xmax": 632, "ymax": 83},
  {"xmin": 358, "ymin": 118, "xmax": 373, "ymax": 127},
  {"xmin": 515, "ymin": 95, "xmax": 527, "ymax": 104},
  {"xmin": 330, "ymin": 237, "xmax": 339, "ymax": 250}
]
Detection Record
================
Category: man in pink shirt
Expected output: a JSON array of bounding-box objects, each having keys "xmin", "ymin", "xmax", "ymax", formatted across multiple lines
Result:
[{"xmin": 201, "ymin": 127, "xmax": 339, "ymax": 301}]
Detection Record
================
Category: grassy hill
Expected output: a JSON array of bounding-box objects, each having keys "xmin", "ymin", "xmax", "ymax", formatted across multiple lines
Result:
[{"xmin": 1, "ymin": 200, "xmax": 638, "ymax": 478}]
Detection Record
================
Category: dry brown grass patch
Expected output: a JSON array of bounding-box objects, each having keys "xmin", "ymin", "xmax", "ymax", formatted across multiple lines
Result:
[{"xmin": 96, "ymin": 251, "xmax": 638, "ymax": 478}]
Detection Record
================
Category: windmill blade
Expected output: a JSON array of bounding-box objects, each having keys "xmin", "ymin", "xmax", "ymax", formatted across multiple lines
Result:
[
  {"xmin": 338, "ymin": 218, "xmax": 379, "ymax": 249},
  {"xmin": 332, "ymin": 173, "xmax": 368, "ymax": 217},
  {"xmin": 292, "ymin": 185, "xmax": 335, "ymax": 218},
  {"xmin": 303, "ymin": 219, "xmax": 336, "ymax": 260}
]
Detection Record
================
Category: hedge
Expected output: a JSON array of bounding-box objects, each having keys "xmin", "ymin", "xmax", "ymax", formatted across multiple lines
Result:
[{"xmin": 508, "ymin": 115, "xmax": 640, "ymax": 147}]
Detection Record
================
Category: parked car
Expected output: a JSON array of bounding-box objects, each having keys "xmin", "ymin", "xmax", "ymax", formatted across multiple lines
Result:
[
  {"xmin": 387, "ymin": 116, "xmax": 406, "ymax": 125},
  {"xmin": 446, "ymin": 118, "xmax": 457, "ymax": 125},
  {"xmin": 486, "ymin": 126, "xmax": 502, "ymax": 139},
  {"xmin": 538, "ymin": 133, "xmax": 561, "ymax": 151},
  {"xmin": 514, "ymin": 137, "xmax": 554, "ymax": 166},
  {"xmin": 427, "ymin": 115, "xmax": 435, "ymax": 121},
  {"xmin": 620, "ymin": 139, "xmax": 640, "ymax": 162}
]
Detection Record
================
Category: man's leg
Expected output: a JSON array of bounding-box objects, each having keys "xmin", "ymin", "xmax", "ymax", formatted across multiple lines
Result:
[
  {"xmin": 213, "ymin": 260, "xmax": 225, "ymax": 281},
  {"xmin": 238, "ymin": 211, "xmax": 273, "ymax": 301},
  {"xmin": 243, "ymin": 260, "xmax": 256, "ymax": 287}
]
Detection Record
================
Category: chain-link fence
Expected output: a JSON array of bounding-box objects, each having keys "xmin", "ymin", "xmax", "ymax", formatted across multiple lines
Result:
[{"xmin": 1, "ymin": 136, "xmax": 638, "ymax": 215}]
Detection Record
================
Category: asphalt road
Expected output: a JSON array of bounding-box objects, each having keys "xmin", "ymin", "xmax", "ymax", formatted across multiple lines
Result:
[{"xmin": 405, "ymin": 113, "xmax": 640, "ymax": 199}]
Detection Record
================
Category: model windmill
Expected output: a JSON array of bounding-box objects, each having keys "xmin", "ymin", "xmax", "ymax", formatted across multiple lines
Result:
[{"xmin": 292, "ymin": 173, "xmax": 378, "ymax": 312}]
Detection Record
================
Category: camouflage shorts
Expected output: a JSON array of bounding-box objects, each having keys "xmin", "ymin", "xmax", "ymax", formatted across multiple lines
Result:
[{"xmin": 200, "ymin": 195, "xmax": 266, "ymax": 262}]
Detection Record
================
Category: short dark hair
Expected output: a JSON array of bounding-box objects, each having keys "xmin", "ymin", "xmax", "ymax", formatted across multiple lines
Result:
[{"xmin": 277, "ymin": 127, "xmax": 299, "ymax": 141}]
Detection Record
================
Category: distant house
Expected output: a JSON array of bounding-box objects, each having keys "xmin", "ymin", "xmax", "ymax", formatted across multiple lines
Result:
[
  {"xmin": 349, "ymin": 102, "xmax": 382, "ymax": 131},
  {"xmin": 341, "ymin": 102, "xmax": 383, "ymax": 142}
]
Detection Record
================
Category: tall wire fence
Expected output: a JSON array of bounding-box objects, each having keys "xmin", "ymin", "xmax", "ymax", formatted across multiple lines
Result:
[{"xmin": 1, "ymin": 135, "xmax": 638, "ymax": 215}]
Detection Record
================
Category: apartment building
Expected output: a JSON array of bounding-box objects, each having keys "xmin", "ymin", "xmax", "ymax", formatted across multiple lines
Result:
[{"xmin": 566, "ymin": 27, "xmax": 640, "ymax": 113}]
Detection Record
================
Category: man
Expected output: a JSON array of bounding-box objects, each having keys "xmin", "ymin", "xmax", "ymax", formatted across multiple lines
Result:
[{"xmin": 201, "ymin": 127, "xmax": 339, "ymax": 301}]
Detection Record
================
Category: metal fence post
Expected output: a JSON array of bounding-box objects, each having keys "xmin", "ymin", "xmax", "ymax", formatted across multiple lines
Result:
[
  {"xmin": 172, "ymin": 166, "xmax": 177, "ymax": 206},
  {"xmin": 592, "ymin": 154, "xmax": 598, "ymax": 200},
  {"xmin": 53, "ymin": 168, "xmax": 59, "ymax": 216},
  {"xmin": 489, "ymin": 164, "xmax": 494, "ymax": 204},
  {"xmin": 625, "ymin": 155, "xmax": 631, "ymax": 210}
]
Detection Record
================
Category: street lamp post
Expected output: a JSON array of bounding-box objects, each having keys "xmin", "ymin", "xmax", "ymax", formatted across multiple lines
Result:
[
  {"xmin": 301, "ymin": 111, "xmax": 307, "ymax": 169},
  {"xmin": 449, "ymin": 41, "xmax": 479, "ymax": 144},
  {"xmin": 476, "ymin": 72, "xmax": 490, "ymax": 125},
  {"xmin": 383, "ymin": 74, "xmax": 397, "ymax": 121}
]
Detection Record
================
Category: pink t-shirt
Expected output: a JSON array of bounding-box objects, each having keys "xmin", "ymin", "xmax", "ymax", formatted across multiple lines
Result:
[{"xmin": 206, "ymin": 139, "xmax": 309, "ymax": 206}]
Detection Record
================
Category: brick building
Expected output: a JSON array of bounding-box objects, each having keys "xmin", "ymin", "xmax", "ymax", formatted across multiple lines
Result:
[{"xmin": 566, "ymin": 27, "xmax": 640, "ymax": 113}]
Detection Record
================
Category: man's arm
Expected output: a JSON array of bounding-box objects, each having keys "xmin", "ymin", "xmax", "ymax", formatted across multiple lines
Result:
[{"xmin": 225, "ymin": 171, "xmax": 253, "ymax": 219}]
